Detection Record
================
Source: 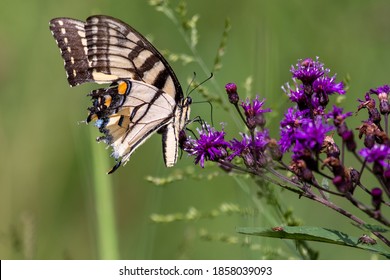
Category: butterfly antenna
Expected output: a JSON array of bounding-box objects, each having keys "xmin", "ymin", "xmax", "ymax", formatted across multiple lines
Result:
[
  {"xmin": 205, "ymin": 101, "xmax": 214, "ymax": 127},
  {"xmin": 185, "ymin": 72, "xmax": 197, "ymax": 96},
  {"xmin": 187, "ymin": 72, "xmax": 214, "ymax": 97}
]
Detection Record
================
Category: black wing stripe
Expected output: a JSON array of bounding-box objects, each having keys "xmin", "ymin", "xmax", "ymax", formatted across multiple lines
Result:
[
  {"xmin": 153, "ymin": 68, "xmax": 171, "ymax": 91},
  {"xmin": 86, "ymin": 15, "xmax": 183, "ymax": 99}
]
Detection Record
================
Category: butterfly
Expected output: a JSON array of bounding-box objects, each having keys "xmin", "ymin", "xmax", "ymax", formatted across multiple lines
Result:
[{"xmin": 49, "ymin": 15, "xmax": 191, "ymax": 173}]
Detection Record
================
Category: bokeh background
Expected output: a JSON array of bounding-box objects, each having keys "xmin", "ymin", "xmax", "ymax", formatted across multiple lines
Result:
[{"xmin": 1, "ymin": 0, "xmax": 390, "ymax": 259}]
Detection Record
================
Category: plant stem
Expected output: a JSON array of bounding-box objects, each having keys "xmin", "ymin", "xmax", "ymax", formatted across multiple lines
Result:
[{"xmin": 90, "ymin": 131, "xmax": 120, "ymax": 259}]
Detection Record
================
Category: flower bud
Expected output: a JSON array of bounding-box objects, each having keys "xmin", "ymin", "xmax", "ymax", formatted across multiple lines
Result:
[
  {"xmin": 371, "ymin": 187, "xmax": 382, "ymax": 211},
  {"xmin": 225, "ymin": 83, "xmax": 239, "ymax": 105}
]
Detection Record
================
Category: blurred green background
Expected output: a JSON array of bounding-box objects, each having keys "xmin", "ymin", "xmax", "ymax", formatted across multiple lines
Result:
[{"xmin": 1, "ymin": 0, "xmax": 390, "ymax": 259}]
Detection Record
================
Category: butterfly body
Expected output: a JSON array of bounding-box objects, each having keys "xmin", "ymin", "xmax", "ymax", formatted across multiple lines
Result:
[{"xmin": 49, "ymin": 15, "xmax": 190, "ymax": 172}]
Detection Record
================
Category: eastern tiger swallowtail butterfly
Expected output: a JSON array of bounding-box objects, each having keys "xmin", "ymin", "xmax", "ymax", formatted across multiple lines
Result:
[{"xmin": 49, "ymin": 15, "xmax": 191, "ymax": 173}]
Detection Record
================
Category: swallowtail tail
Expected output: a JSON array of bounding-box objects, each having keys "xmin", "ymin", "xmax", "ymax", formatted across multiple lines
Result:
[{"xmin": 49, "ymin": 15, "xmax": 191, "ymax": 173}]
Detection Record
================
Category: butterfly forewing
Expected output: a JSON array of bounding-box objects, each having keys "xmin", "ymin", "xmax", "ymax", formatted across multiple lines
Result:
[{"xmin": 50, "ymin": 16, "xmax": 183, "ymax": 99}]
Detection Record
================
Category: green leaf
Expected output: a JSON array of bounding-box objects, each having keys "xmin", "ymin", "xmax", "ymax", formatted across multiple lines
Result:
[{"xmin": 237, "ymin": 226, "xmax": 390, "ymax": 258}]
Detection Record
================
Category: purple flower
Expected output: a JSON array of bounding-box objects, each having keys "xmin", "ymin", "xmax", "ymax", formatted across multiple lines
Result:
[
  {"xmin": 241, "ymin": 96, "xmax": 271, "ymax": 128},
  {"xmin": 185, "ymin": 125, "xmax": 230, "ymax": 168},
  {"xmin": 229, "ymin": 133, "xmax": 252, "ymax": 160},
  {"xmin": 370, "ymin": 84, "xmax": 390, "ymax": 95},
  {"xmin": 290, "ymin": 57, "xmax": 325, "ymax": 85},
  {"xmin": 309, "ymin": 95, "xmax": 325, "ymax": 116},
  {"xmin": 278, "ymin": 108, "xmax": 310, "ymax": 153},
  {"xmin": 326, "ymin": 105, "xmax": 353, "ymax": 121},
  {"xmin": 359, "ymin": 144, "xmax": 390, "ymax": 168},
  {"xmin": 294, "ymin": 116, "xmax": 334, "ymax": 153},
  {"xmin": 229, "ymin": 130, "xmax": 270, "ymax": 167},
  {"xmin": 288, "ymin": 86, "xmax": 307, "ymax": 103},
  {"xmin": 312, "ymin": 75, "xmax": 346, "ymax": 96},
  {"xmin": 241, "ymin": 96, "xmax": 271, "ymax": 117}
]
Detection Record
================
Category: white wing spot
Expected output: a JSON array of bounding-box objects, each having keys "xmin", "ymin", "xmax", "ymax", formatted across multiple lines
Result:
[
  {"xmin": 92, "ymin": 71, "xmax": 118, "ymax": 82},
  {"xmin": 81, "ymin": 38, "xmax": 87, "ymax": 47},
  {"xmin": 70, "ymin": 57, "xmax": 75, "ymax": 64},
  {"xmin": 58, "ymin": 20, "xmax": 64, "ymax": 26},
  {"xmin": 67, "ymin": 46, "xmax": 72, "ymax": 53},
  {"xmin": 73, "ymin": 69, "xmax": 77, "ymax": 77},
  {"xmin": 61, "ymin": 28, "xmax": 66, "ymax": 34},
  {"xmin": 77, "ymin": 30, "xmax": 86, "ymax": 38},
  {"xmin": 64, "ymin": 37, "xmax": 68, "ymax": 44}
]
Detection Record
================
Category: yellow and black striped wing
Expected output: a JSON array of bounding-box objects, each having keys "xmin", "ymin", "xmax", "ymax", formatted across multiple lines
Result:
[{"xmin": 49, "ymin": 15, "xmax": 183, "ymax": 101}]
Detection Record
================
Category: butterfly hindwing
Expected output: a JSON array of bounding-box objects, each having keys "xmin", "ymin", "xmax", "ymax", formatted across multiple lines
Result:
[
  {"xmin": 90, "ymin": 80, "xmax": 176, "ymax": 165},
  {"xmin": 50, "ymin": 15, "xmax": 190, "ymax": 172}
]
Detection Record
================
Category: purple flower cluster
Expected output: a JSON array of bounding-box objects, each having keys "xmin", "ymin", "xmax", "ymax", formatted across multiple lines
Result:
[
  {"xmin": 181, "ymin": 56, "xmax": 390, "ymax": 248},
  {"xmin": 287, "ymin": 57, "xmax": 345, "ymax": 112},
  {"xmin": 280, "ymin": 58, "xmax": 348, "ymax": 162},
  {"xmin": 184, "ymin": 125, "xmax": 272, "ymax": 169},
  {"xmin": 183, "ymin": 90, "xmax": 274, "ymax": 169},
  {"xmin": 184, "ymin": 57, "xmax": 389, "ymax": 212}
]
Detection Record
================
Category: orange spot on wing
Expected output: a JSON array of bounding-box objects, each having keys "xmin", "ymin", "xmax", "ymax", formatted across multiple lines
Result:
[{"xmin": 118, "ymin": 81, "xmax": 128, "ymax": 95}]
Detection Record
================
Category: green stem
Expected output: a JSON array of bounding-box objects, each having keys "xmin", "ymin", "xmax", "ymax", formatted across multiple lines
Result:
[{"xmin": 89, "ymin": 130, "xmax": 120, "ymax": 259}]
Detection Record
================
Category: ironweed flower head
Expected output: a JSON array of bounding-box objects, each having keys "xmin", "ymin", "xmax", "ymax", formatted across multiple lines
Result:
[
  {"xmin": 229, "ymin": 133, "xmax": 255, "ymax": 167},
  {"xmin": 229, "ymin": 130, "xmax": 271, "ymax": 167},
  {"xmin": 312, "ymin": 75, "xmax": 345, "ymax": 107},
  {"xmin": 185, "ymin": 124, "xmax": 230, "ymax": 168},
  {"xmin": 292, "ymin": 116, "xmax": 334, "ymax": 161},
  {"xmin": 291, "ymin": 57, "xmax": 325, "ymax": 85},
  {"xmin": 287, "ymin": 86, "xmax": 307, "ymax": 108},
  {"xmin": 359, "ymin": 144, "xmax": 390, "ymax": 169},
  {"xmin": 313, "ymin": 75, "xmax": 346, "ymax": 96},
  {"xmin": 279, "ymin": 108, "xmax": 311, "ymax": 153},
  {"xmin": 287, "ymin": 58, "xmax": 346, "ymax": 115},
  {"xmin": 326, "ymin": 105, "xmax": 353, "ymax": 125},
  {"xmin": 241, "ymin": 96, "xmax": 271, "ymax": 129}
]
